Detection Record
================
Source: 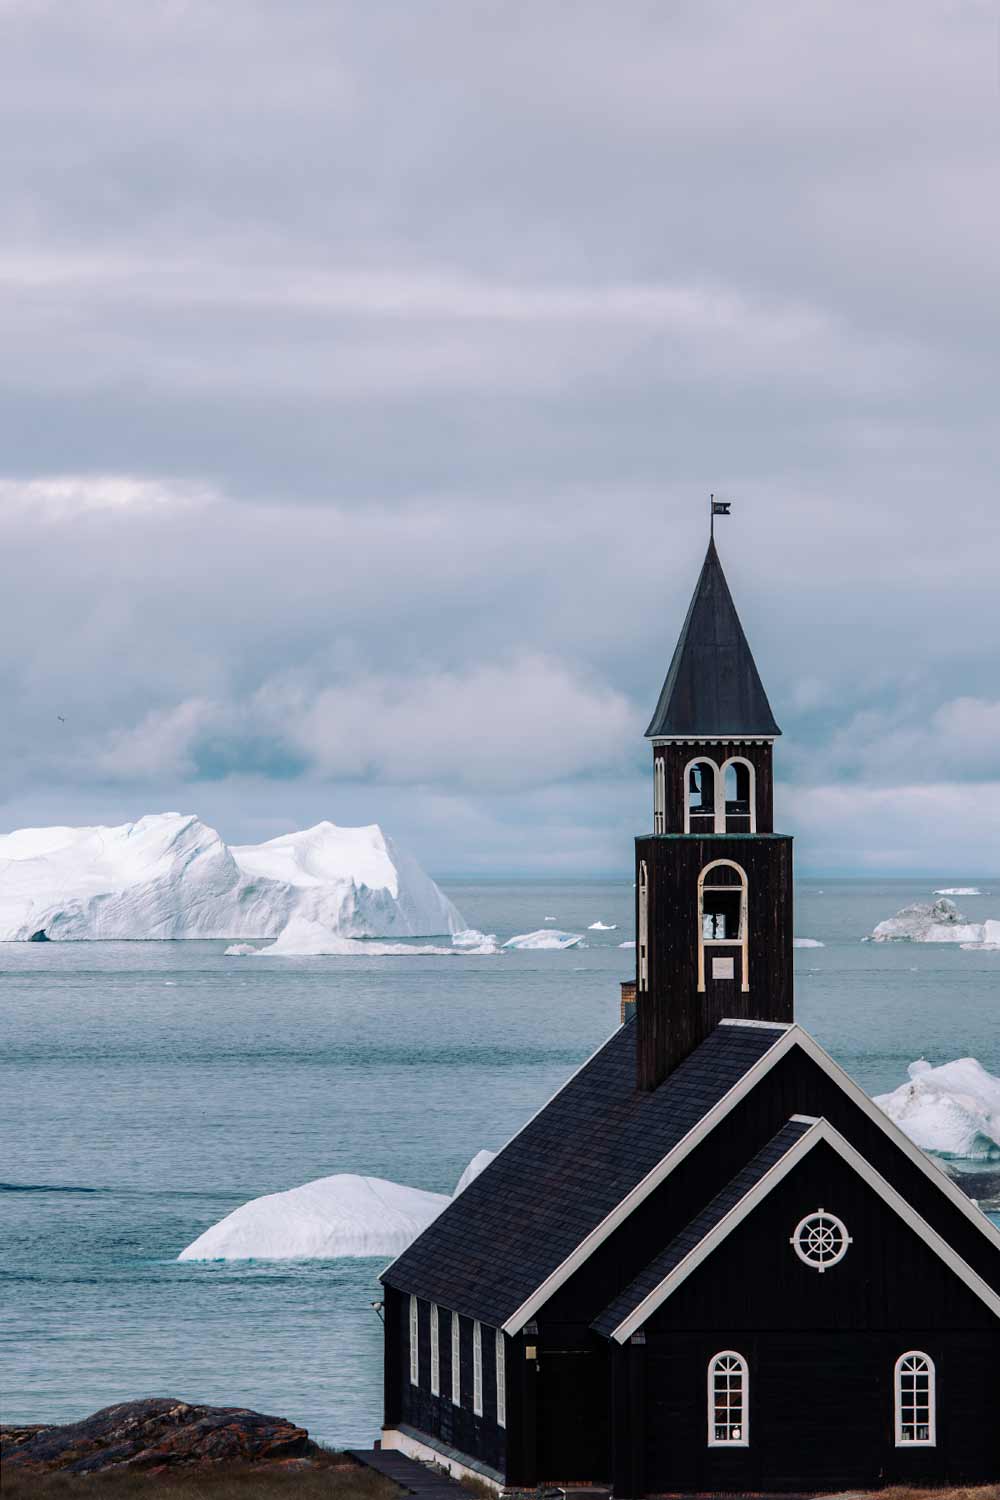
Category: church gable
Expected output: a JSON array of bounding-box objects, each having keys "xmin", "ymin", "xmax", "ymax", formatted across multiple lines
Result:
[{"xmin": 595, "ymin": 1119, "xmax": 1000, "ymax": 1343}]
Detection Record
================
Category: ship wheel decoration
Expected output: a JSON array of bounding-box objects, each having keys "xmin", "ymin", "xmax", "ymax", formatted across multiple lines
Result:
[{"xmin": 791, "ymin": 1209, "xmax": 852, "ymax": 1272}]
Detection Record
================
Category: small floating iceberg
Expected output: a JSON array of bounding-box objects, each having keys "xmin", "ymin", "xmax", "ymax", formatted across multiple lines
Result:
[
  {"xmin": 588, "ymin": 921, "xmax": 617, "ymax": 931},
  {"xmin": 869, "ymin": 898, "xmax": 986, "ymax": 945},
  {"xmin": 935, "ymin": 888, "xmax": 983, "ymax": 897},
  {"xmin": 179, "ymin": 1149, "xmax": 497, "ymax": 1262},
  {"xmin": 503, "ymin": 929, "xmax": 584, "ymax": 950},
  {"xmin": 618, "ymin": 940, "xmax": 636, "ymax": 949},
  {"xmin": 793, "ymin": 938, "xmax": 825, "ymax": 948},
  {"xmin": 227, "ymin": 915, "xmax": 499, "ymax": 957},
  {"xmin": 875, "ymin": 1058, "xmax": 1000, "ymax": 1161},
  {"xmin": 451, "ymin": 928, "xmax": 500, "ymax": 952}
]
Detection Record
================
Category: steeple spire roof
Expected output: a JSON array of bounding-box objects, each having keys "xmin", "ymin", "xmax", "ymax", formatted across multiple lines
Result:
[{"xmin": 645, "ymin": 538, "xmax": 781, "ymax": 738}]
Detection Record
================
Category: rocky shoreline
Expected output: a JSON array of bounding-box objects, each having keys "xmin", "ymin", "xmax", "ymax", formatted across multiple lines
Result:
[{"xmin": 1, "ymin": 1399, "xmax": 324, "ymax": 1477}]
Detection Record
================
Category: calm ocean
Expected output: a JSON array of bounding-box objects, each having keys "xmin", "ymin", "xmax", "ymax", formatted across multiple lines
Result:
[{"xmin": 3, "ymin": 878, "xmax": 998, "ymax": 1446}]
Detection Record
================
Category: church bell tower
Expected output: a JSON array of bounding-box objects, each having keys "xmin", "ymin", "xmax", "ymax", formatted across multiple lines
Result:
[{"xmin": 636, "ymin": 523, "xmax": 793, "ymax": 1091}]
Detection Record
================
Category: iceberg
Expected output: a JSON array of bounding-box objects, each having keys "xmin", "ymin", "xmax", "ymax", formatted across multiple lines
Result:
[
  {"xmin": 793, "ymin": 937, "xmax": 824, "ymax": 948},
  {"xmin": 588, "ymin": 921, "xmax": 617, "ymax": 931},
  {"xmin": 869, "ymin": 898, "xmax": 986, "ymax": 945},
  {"xmin": 503, "ymin": 929, "xmax": 584, "ymax": 950},
  {"xmin": 451, "ymin": 928, "xmax": 500, "ymax": 951},
  {"xmin": 935, "ymin": 888, "xmax": 983, "ymax": 896},
  {"xmin": 235, "ymin": 915, "xmax": 499, "ymax": 957},
  {"xmin": 179, "ymin": 1148, "xmax": 497, "ymax": 1261},
  {"xmin": 0, "ymin": 813, "xmax": 462, "ymax": 942},
  {"xmin": 453, "ymin": 1150, "xmax": 497, "ymax": 1195},
  {"xmin": 618, "ymin": 940, "xmax": 636, "ymax": 949},
  {"xmin": 875, "ymin": 1058, "xmax": 1000, "ymax": 1161}
]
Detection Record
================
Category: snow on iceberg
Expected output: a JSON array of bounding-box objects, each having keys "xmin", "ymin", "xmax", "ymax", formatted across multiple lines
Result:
[
  {"xmin": 503, "ymin": 929, "xmax": 584, "ymax": 950},
  {"xmin": 869, "ymin": 898, "xmax": 986, "ymax": 945},
  {"xmin": 588, "ymin": 921, "xmax": 617, "ymax": 931},
  {"xmin": 875, "ymin": 1058, "xmax": 1000, "ymax": 1161},
  {"xmin": 178, "ymin": 1173, "xmax": 451, "ymax": 1261},
  {"xmin": 179, "ymin": 1148, "xmax": 498, "ymax": 1261},
  {"xmin": 0, "ymin": 813, "xmax": 462, "ymax": 942},
  {"xmin": 793, "ymin": 938, "xmax": 825, "ymax": 948},
  {"xmin": 453, "ymin": 1150, "xmax": 497, "ymax": 1195}
]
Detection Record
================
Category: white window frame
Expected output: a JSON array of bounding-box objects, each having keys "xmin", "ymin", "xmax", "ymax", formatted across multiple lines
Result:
[
  {"xmin": 895, "ymin": 1351, "xmax": 936, "ymax": 1447},
  {"xmin": 638, "ymin": 860, "xmax": 649, "ymax": 992},
  {"xmin": 429, "ymin": 1303, "xmax": 440, "ymax": 1396},
  {"xmin": 708, "ymin": 1350, "xmax": 749, "ymax": 1447},
  {"xmin": 473, "ymin": 1319, "xmax": 483, "ymax": 1416},
  {"xmin": 409, "ymin": 1294, "xmax": 419, "ymax": 1386},
  {"xmin": 791, "ymin": 1208, "xmax": 852, "ymax": 1272},
  {"xmin": 697, "ymin": 858, "xmax": 749, "ymax": 994},
  {"xmin": 653, "ymin": 755, "xmax": 666, "ymax": 834},
  {"xmin": 451, "ymin": 1311, "xmax": 461, "ymax": 1406},
  {"xmin": 721, "ymin": 755, "xmax": 757, "ymax": 832},
  {"xmin": 495, "ymin": 1328, "xmax": 506, "ymax": 1428},
  {"xmin": 684, "ymin": 756, "xmax": 719, "ymax": 832}
]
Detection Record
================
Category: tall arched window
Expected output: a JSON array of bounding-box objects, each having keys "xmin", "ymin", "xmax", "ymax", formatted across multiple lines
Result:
[
  {"xmin": 653, "ymin": 756, "xmax": 667, "ymax": 834},
  {"xmin": 409, "ymin": 1294, "xmax": 420, "ymax": 1386},
  {"xmin": 638, "ymin": 860, "xmax": 649, "ymax": 992},
  {"xmin": 685, "ymin": 758, "xmax": 718, "ymax": 833},
  {"xmin": 697, "ymin": 859, "xmax": 749, "ymax": 993},
  {"xmin": 722, "ymin": 757, "xmax": 756, "ymax": 832},
  {"xmin": 708, "ymin": 1351, "xmax": 749, "ymax": 1447},
  {"xmin": 895, "ymin": 1352, "xmax": 936, "ymax": 1446}
]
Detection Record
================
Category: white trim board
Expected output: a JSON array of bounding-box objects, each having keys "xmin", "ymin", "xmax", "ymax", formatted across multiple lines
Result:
[
  {"xmin": 501, "ymin": 1022, "xmax": 1000, "ymax": 1335},
  {"xmin": 608, "ymin": 1117, "xmax": 1000, "ymax": 1342}
]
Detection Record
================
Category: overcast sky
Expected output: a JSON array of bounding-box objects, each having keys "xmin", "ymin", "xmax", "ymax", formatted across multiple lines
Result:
[{"xmin": 2, "ymin": 1, "xmax": 998, "ymax": 876}]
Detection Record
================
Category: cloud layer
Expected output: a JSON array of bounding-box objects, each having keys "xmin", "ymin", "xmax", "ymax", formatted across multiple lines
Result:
[{"xmin": 2, "ymin": 2, "xmax": 998, "ymax": 874}]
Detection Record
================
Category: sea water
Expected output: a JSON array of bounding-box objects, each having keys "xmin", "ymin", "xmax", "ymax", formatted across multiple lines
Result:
[{"xmin": 3, "ymin": 878, "xmax": 998, "ymax": 1446}]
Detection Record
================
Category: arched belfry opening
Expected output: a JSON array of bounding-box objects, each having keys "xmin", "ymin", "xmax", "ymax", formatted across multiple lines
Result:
[{"xmin": 636, "ymin": 525, "xmax": 792, "ymax": 1090}]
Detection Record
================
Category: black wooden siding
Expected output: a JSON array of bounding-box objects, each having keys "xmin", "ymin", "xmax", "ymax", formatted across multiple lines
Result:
[
  {"xmin": 633, "ymin": 1144, "xmax": 999, "ymax": 1491},
  {"xmin": 636, "ymin": 832, "xmax": 793, "ymax": 1088}
]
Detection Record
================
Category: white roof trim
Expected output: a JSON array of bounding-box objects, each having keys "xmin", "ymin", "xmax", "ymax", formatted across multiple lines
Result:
[
  {"xmin": 499, "ymin": 1023, "xmax": 792, "ymax": 1334},
  {"xmin": 648, "ymin": 736, "xmax": 778, "ymax": 745},
  {"xmin": 609, "ymin": 1118, "xmax": 1000, "ymax": 1342}
]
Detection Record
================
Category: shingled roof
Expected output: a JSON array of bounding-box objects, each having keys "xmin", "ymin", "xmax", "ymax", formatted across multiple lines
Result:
[
  {"xmin": 645, "ymin": 538, "xmax": 781, "ymax": 739},
  {"xmin": 592, "ymin": 1116, "xmax": 813, "ymax": 1339},
  {"xmin": 382, "ymin": 1020, "xmax": 786, "ymax": 1330}
]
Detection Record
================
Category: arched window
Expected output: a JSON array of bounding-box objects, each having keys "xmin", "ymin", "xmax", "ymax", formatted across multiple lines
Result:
[
  {"xmin": 685, "ymin": 758, "xmax": 719, "ymax": 833},
  {"xmin": 653, "ymin": 756, "xmax": 667, "ymax": 834},
  {"xmin": 708, "ymin": 1351, "xmax": 749, "ymax": 1447},
  {"xmin": 895, "ymin": 1352, "xmax": 935, "ymax": 1446},
  {"xmin": 451, "ymin": 1311, "xmax": 461, "ymax": 1405},
  {"xmin": 430, "ymin": 1302, "xmax": 440, "ymax": 1395},
  {"xmin": 638, "ymin": 860, "xmax": 649, "ymax": 992},
  {"xmin": 495, "ymin": 1329, "xmax": 507, "ymax": 1428},
  {"xmin": 697, "ymin": 859, "xmax": 749, "ymax": 993},
  {"xmin": 722, "ymin": 757, "xmax": 756, "ymax": 832},
  {"xmin": 472, "ymin": 1320, "xmax": 484, "ymax": 1416}
]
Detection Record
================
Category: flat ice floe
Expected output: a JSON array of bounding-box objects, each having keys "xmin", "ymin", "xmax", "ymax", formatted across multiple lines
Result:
[
  {"xmin": 935, "ymin": 888, "xmax": 983, "ymax": 896},
  {"xmin": 178, "ymin": 1148, "xmax": 497, "ymax": 1261},
  {"xmin": 875, "ymin": 1058, "xmax": 1000, "ymax": 1161},
  {"xmin": 228, "ymin": 915, "xmax": 500, "ymax": 957},
  {"xmin": 0, "ymin": 813, "xmax": 462, "ymax": 942},
  {"xmin": 869, "ymin": 897, "xmax": 991, "ymax": 945},
  {"xmin": 503, "ymin": 929, "xmax": 584, "ymax": 950},
  {"xmin": 793, "ymin": 937, "xmax": 824, "ymax": 948},
  {"xmin": 619, "ymin": 940, "xmax": 636, "ymax": 949}
]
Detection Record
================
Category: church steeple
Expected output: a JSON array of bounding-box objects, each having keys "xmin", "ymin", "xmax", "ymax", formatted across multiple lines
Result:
[
  {"xmin": 636, "ymin": 521, "xmax": 793, "ymax": 1092},
  {"xmin": 646, "ymin": 538, "xmax": 781, "ymax": 740}
]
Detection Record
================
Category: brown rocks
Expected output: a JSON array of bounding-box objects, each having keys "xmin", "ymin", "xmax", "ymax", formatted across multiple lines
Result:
[{"xmin": 1, "ymin": 1398, "xmax": 319, "ymax": 1475}]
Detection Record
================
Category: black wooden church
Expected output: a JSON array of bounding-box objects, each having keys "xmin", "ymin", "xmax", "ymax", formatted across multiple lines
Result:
[{"xmin": 379, "ymin": 530, "xmax": 1000, "ymax": 1494}]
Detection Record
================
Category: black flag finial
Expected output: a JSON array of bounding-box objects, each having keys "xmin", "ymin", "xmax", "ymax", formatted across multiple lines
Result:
[{"xmin": 709, "ymin": 493, "xmax": 732, "ymax": 539}]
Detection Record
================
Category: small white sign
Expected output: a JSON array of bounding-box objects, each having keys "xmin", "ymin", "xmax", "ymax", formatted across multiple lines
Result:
[{"xmin": 712, "ymin": 957, "xmax": 735, "ymax": 980}]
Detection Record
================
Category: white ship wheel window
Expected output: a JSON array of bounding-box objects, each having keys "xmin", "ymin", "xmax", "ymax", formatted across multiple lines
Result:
[
  {"xmin": 707, "ymin": 1351, "xmax": 749, "ymax": 1447},
  {"xmin": 791, "ymin": 1208, "xmax": 852, "ymax": 1271},
  {"xmin": 895, "ymin": 1351, "xmax": 936, "ymax": 1446}
]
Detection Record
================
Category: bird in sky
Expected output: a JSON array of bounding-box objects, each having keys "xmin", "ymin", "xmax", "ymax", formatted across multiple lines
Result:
[{"xmin": 57, "ymin": 715, "xmax": 66, "ymax": 723}]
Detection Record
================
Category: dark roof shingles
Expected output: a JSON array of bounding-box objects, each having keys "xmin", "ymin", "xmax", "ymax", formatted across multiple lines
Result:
[
  {"xmin": 591, "ymin": 1116, "xmax": 813, "ymax": 1338},
  {"xmin": 382, "ymin": 1021, "xmax": 785, "ymax": 1327}
]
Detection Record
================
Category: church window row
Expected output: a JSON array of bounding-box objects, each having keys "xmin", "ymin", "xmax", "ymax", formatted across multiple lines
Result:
[
  {"xmin": 684, "ymin": 756, "xmax": 757, "ymax": 833},
  {"xmin": 708, "ymin": 1350, "xmax": 936, "ymax": 1449},
  {"xmin": 408, "ymin": 1297, "xmax": 504, "ymax": 1426}
]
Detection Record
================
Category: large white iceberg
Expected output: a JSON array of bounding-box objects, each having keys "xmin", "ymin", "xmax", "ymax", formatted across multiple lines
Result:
[
  {"xmin": 875, "ymin": 1058, "xmax": 1000, "ymax": 1161},
  {"xmin": 0, "ymin": 813, "xmax": 462, "ymax": 942},
  {"xmin": 869, "ymin": 898, "xmax": 986, "ymax": 945},
  {"xmin": 178, "ymin": 1149, "xmax": 498, "ymax": 1262},
  {"xmin": 503, "ymin": 929, "xmax": 583, "ymax": 950}
]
